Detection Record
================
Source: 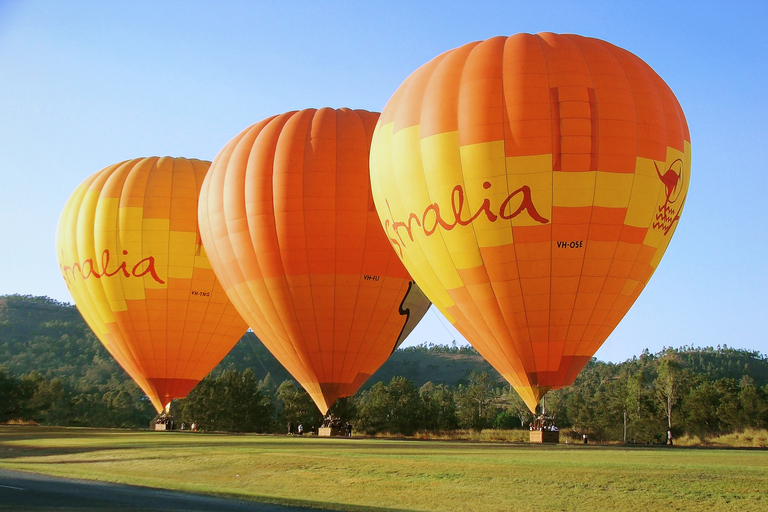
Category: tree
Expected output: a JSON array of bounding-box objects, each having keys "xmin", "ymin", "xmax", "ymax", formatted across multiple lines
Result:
[
  {"xmin": 354, "ymin": 377, "xmax": 423, "ymax": 435},
  {"xmin": 0, "ymin": 367, "xmax": 34, "ymax": 422},
  {"xmin": 420, "ymin": 382, "xmax": 457, "ymax": 431},
  {"xmin": 177, "ymin": 369, "xmax": 274, "ymax": 432},
  {"xmin": 384, "ymin": 376, "xmax": 423, "ymax": 435},
  {"xmin": 683, "ymin": 377, "xmax": 721, "ymax": 436},
  {"xmin": 654, "ymin": 355, "xmax": 684, "ymax": 441},
  {"xmin": 500, "ymin": 386, "xmax": 533, "ymax": 428},
  {"xmin": 455, "ymin": 372, "xmax": 498, "ymax": 430},
  {"xmin": 738, "ymin": 377, "xmax": 768, "ymax": 429},
  {"xmin": 276, "ymin": 380, "xmax": 322, "ymax": 432}
]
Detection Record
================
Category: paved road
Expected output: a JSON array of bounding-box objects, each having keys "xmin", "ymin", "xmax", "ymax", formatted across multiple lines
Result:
[{"xmin": 0, "ymin": 469, "xmax": 327, "ymax": 511}]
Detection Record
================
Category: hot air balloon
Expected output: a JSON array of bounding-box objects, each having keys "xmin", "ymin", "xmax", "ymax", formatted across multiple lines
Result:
[
  {"xmin": 198, "ymin": 108, "xmax": 431, "ymax": 414},
  {"xmin": 369, "ymin": 33, "xmax": 690, "ymax": 412},
  {"xmin": 56, "ymin": 157, "xmax": 249, "ymax": 413}
]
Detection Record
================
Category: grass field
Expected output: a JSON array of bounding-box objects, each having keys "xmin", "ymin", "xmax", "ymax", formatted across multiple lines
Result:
[{"xmin": 1, "ymin": 426, "xmax": 766, "ymax": 512}]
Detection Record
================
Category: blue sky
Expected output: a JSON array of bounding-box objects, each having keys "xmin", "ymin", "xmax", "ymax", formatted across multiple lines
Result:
[{"xmin": 0, "ymin": 1, "xmax": 766, "ymax": 363}]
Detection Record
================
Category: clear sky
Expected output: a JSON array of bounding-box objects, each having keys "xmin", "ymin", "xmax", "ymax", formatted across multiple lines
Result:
[{"xmin": 0, "ymin": 0, "xmax": 766, "ymax": 363}]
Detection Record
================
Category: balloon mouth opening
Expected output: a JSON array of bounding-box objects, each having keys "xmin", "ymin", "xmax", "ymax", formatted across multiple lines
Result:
[{"xmin": 164, "ymin": 402, "xmax": 171, "ymax": 414}]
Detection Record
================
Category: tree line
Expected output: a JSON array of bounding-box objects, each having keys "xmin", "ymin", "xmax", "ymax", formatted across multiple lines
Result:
[
  {"xmin": 2, "ymin": 295, "xmax": 767, "ymax": 441},
  {"xmin": 4, "ymin": 346, "xmax": 768, "ymax": 443}
]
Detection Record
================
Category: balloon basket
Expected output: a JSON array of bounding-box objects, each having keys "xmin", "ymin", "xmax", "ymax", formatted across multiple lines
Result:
[
  {"xmin": 318, "ymin": 427, "xmax": 343, "ymax": 437},
  {"xmin": 530, "ymin": 430, "xmax": 560, "ymax": 443}
]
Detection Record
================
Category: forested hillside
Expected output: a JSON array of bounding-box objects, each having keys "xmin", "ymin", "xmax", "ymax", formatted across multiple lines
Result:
[
  {"xmin": 0, "ymin": 295, "xmax": 499, "ymax": 389},
  {"xmin": 2, "ymin": 294, "xmax": 767, "ymax": 443}
]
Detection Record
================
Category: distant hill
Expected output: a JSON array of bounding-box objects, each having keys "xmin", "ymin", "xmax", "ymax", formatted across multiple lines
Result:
[
  {"xmin": 0, "ymin": 295, "xmax": 501, "ymax": 389},
  {"xmin": 1, "ymin": 294, "xmax": 766, "ymax": 390},
  {"xmin": 0, "ymin": 295, "xmax": 126, "ymax": 386}
]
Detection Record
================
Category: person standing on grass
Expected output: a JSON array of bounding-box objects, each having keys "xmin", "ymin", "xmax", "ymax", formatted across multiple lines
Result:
[{"xmin": 298, "ymin": 424, "xmax": 303, "ymax": 435}]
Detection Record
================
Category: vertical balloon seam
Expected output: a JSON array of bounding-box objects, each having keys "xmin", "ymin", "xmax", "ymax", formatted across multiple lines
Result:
[
  {"xmin": 400, "ymin": 58, "xmax": 473, "ymax": 358},
  {"xmin": 578, "ymin": 36, "xmax": 620, "ymax": 383},
  {"xmin": 446, "ymin": 44, "xmax": 512, "ymax": 377},
  {"xmin": 367, "ymin": 110, "xmax": 419, "ymax": 368},
  {"xmin": 158, "ymin": 157, "xmax": 173, "ymax": 388},
  {"xmin": 437, "ymin": 44, "xmax": 503, "ymax": 365},
  {"xmin": 573, "ymin": 38, "xmax": 645, "ymax": 367},
  {"xmin": 94, "ymin": 163, "xmax": 144, "ymax": 384},
  {"xmin": 176, "ymin": 160, "xmax": 209, "ymax": 385},
  {"xmin": 390, "ymin": 70, "xmax": 449, "ymax": 326},
  {"xmin": 334, "ymin": 108, "xmax": 357, "ymax": 389},
  {"xmin": 494, "ymin": 36, "xmax": 519, "ymax": 387},
  {"xmin": 109, "ymin": 162, "xmax": 134, "ymax": 370},
  {"xmin": 293, "ymin": 110, "xmax": 328, "ymax": 388},
  {"xmin": 142, "ymin": 157, "xmax": 165, "ymax": 384},
  {"xmin": 555, "ymin": 36, "xmax": 614, "ymax": 381},
  {"xmin": 558, "ymin": 34, "xmax": 608, "ymax": 387},
  {"xmin": 224, "ymin": 124, "xmax": 271, "ymax": 343},
  {"xmin": 264, "ymin": 113, "xmax": 318, "ymax": 373},
  {"xmin": 466, "ymin": 37, "xmax": 529, "ymax": 385},
  {"xmin": 171, "ymin": 156, "xmax": 192, "ymax": 391},
  {"xmin": 511, "ymin": 34, "xmax": 548, "ymax": 387},
  {"xmin": 270, "ymin": 112, "xmax": 326, "ymax": 392},
  {"xmin": 329, "ymin": 107, "xmax": 354, "ymax": 396},
  {"xmin": 132, "ymin": 161, "xmax": 169, "ymax": 407},
  {"xmin": 93, "ymin": 163, "xmax": 152, "ymax": 399},
  {"xmin": 162, "ymin": 156, "xmax": 180, "ymax": 396},
  {"xmin": 178, "ymin": 158, "xmax": 201, "ymax": 385},
  {"xmin": 133, "ymin": 158, "xmax": 156, "ymax": 396},
  {"xmin": 265, "ymin": 112, "xmax": 309, "ymax": 381},
  {"xmin": 199, "ymin": 148, "xmax": 249, "ymax": 385},
  {"xmin": 310, "ymin": 109, "xmax": 333, "ymax": 390},
  {"xmin": 352, "ymin": 111, "xmax": 405, "ymax": 383},
  {"xmin": 138, "ymin": 158, "xmax": 161, "ymax": 389},
  {"xmin": 330, "ymin": 108, "xmax": 341, "ymax": 389},
  {"xmin": 197, "ymin": 158, "xmax": 239, "ymax": 383},
  {"xmin": 226, "ymin": 129, "xmax": 277, "ymax": 361},
  {"xmin": 543, "ymin": 33, "xmax": 558, "ymax": 388},
  {"xmin": 476, "ymin": 38, "xmax": 519, "ymax": 384},
  {"xmin": 95, "ymin": 164, "xmax": 143, "ymax": 375},
  {"xmin": 341, "ymin": 110, "xmax": 394, "ymax": 391},
  {"xmin": 521, "ymin": 33, "xmax": 551, "ymax": 389},
  {"xmin": 168, "ymin": 157, "xmax": 184, "ymax": 387},
  {"xmin": 68, "ymin": 176, "xmax": 105, "ymax": 360},
  {"xmin": 248, "ymin": 115, "xmax": 318, "ymax": 389},
  {"xmin": 182, "ymin": 159, "xmax": 210, "ymax": 386},
  {"xmin": 176, "ymin": 160, "xmax": 204, "ymax": 382},
  {"xmin": 223, "ymin": 130, "xmax": 264, "ymax": 339},
  {"xmin": 255, "ymin": 116, "xmax": 312, "ymax": 377},
  {"xmin": 109, "ymin": 161, "xmax": 147, "ymax": 377},
  {"xmin": 569, "ymin": 39, "xmax": 646, "ymax": 369},
  {"xmin": 74, "ymin": 172, "xmax": 102, "ymax": 346},
  {"xmin": 491, "ymin": 35, "xmax": 523, "ymax": 387},
  {"xmin": 342, "ymin": 108, "xmax": 376, "ymax": 391},
  {"xmin": 515, "ymin": 34, "xmax": 548, "ymax": 387}
]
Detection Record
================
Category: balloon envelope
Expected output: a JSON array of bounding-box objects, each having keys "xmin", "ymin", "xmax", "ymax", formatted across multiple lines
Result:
[
  {"xmin": 199, "ymin": 108, "xmax": 431, "ymax": 413},
  {"xmin": 56, "ymin": 157, "xmax": 249, "ymax": 413},
  {"xmin": 369, "ymin": 33, "xmax": 690, "ymax": 412}
]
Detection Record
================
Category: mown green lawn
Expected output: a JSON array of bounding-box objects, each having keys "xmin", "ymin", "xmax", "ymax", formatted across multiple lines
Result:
[{"xmin": 0, "ymin": 426, "xmax": 766, "ymax": 512}]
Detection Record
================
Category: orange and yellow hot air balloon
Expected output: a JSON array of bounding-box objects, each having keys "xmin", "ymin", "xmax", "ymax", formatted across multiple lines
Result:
[
  {"xmin": 56, "ymin": 157, "xmax": 249, "ymax": 413},
  {"xmin": 198, "ymin": 108, "xmax": 431, "ymax": 414},
  {"xmin": 369, "ymin": 33, "xmax": 690, "ymax": 412}
]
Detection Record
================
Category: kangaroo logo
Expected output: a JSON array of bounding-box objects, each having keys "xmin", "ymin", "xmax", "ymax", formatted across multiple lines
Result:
[{"xmin": 653, "ymin": 159, "xmax": 685, "ymax": 235}]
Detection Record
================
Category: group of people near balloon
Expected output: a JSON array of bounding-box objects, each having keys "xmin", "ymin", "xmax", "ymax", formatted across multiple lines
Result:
[
  {"xmin": 285, "ymin": 416, "xmax": 353, "ymax": 437},
  {"xmin": 56, "ymin": 33, "xmax": 690, "ymax": 426}
]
